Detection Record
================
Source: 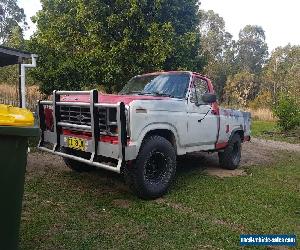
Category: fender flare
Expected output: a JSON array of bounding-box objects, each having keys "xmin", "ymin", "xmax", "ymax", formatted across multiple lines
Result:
[
  {"xmin": 135, "ymin": 123, "xmax": 181, "ymax": 154},
  {"xmin": 229, "ymin": 128, "xmax": 244, "ymax": 142}
]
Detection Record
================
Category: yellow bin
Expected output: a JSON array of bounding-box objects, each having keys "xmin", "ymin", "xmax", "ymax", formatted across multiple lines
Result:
[{"xmin": 0, "ymin": 104, "xmax": 34, "ymax": 126}]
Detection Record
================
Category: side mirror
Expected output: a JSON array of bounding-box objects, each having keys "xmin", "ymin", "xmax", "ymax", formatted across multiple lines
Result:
[{"xmin": 201, "ymin": 93, "xmax": 217, "ymax": 104}]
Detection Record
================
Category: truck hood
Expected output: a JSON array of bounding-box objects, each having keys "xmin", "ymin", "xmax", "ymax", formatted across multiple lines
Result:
[{"xmin": 61, "ymin": 93, "xmax": 169, "ymax": 105}]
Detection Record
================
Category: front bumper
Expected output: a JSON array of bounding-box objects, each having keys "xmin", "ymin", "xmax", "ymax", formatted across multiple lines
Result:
[
  {"xmin": 38, "ymin": 90, "xmax": 134, "ymax": 173},
  {"xmin": 40, "ymin": 130, "xmax": 137, "ymax": 161}
]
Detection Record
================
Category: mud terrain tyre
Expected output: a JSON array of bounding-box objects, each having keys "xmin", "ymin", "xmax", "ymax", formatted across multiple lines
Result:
[
  {"xmin": 218, "ymin": 133, "xmax": 242, "ymax": 170},
  {"xmin": 125, "ymin": 135, "xmax": 176, "ymax": 199},
  {"xmin": 62, "ymin": 148, "xmax": 96, "ymax": 172}
]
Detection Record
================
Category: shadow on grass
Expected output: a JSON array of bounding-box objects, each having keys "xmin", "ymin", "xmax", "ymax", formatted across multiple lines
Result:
[
  {"xmin": 52, "ymin": 152, "xmax": 220, "ymax": 199},
  {"xmin": 177, "ymin": 152, "xmax": 219, "ymax": 174}
]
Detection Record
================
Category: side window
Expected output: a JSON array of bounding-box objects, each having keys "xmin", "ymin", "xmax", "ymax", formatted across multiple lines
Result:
[
  {"xmin": 190, "ymin": 83, "xmax": 197, "ymax": 103},
  {"xmin": 190, "ymin": 77, "xmax": 209, "ymax": 105}
]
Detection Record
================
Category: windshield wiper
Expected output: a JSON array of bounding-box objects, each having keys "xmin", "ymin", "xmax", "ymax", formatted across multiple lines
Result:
[
  {"xmin": 122, "ymin": 91, "xmax": 175, "ymax": 98},
  {"xmin": 120, "ymin": 91, "xmax": 142, "ymax": 95},
  {"xmin": 153, "ymin": 92, "xmax": 174, "ymax": 97},
  {"xmin": 139, "ymin": 91, "xmax": 174, "ymax": 98}
]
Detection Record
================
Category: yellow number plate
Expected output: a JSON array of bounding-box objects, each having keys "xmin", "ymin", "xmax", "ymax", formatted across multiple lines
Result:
[{"xmin": 67, "ymin": 137, "xmax": 85, "ymax": 151}]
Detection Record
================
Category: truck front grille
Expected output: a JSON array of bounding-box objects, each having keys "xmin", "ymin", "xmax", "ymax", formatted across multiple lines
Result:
[
  {"xmin": 60, "ymin": 106, "xmax": 117, "ymax": 135},
  {"xmin": 60, "ymin": 106, "xmax": 91, "ymax": 126},
  {"xmin": 99, "ymin": 107, "xmax": 118, "ymax": 135},
  {"xmin": 98, "ymin": 108, "xmax": 108, "ymax": 131}
]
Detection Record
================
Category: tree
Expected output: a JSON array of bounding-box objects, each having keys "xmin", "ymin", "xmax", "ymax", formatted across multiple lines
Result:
[
  {"xmin": 0, "ymin": 18, "xmax": 26, "ymax": 87},
  {"xmin": 198, "ymin": 10, "xmax": 235, "ymax": 99},
  {"xmin": 0, "ymin": 0, "xmax": 27, "ymax": 45},
  {"xmin": 236, "ymin": 25, "xmax": 268, "ymax": 74},
  {"xmin": 223, "ymin": 70, "xmax": 258, "ymax": 107},
  {"xmin": 5, "ymin": 25, "xmax": 24, "ymax": 48},
  {"xmin": 261, "ymin": 45, "xmax": 300, "ymax": 102},
  {"xmin": 199, "ymin": 10, "xmax": 233, "ymax": 61},
  {"xmin": 30, "ymin": 0, "xmax": 203, "ymax": 94}
]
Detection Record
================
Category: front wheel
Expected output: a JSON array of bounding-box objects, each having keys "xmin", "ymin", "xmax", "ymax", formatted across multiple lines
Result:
[
  {"xmin": 125, "ymin": 136, "xmax": 176, "ymax": 199},
  {"xmin": 62, "ymin": 148, "xmax": 96, "ymax": 172},
  {"xmin": 218, "ymin": 134, "xmax": 242, "ymax": 170}
]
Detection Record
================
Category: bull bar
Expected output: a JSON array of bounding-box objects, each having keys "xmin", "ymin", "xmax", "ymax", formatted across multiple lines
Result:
[{"xmin": 37, "ymin": 90, "xmax": 129, "ymax": 173}]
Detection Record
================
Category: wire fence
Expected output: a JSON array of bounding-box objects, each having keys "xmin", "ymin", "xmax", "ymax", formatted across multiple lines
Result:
[{"xmin": 0, "ymin": 84, "xmax": 47, "ymax": 111}]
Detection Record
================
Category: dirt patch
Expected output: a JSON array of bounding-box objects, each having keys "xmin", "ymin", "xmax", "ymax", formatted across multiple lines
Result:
[
  {"xmin": 251, "ymin": 137, "xmax": 300, "ymax": 152},
  {"xmin": 240, "ymin": 140, "xmax": 278, "ymax": 166},
  {"xmin": 204, "ymin": 168, "xmax": 247, "ymax": 178},
  {"xmin": 213, "ymin": 219, "xmax": 247, "ymax": 233},
  {"xmin": 155, "ymin": 198, "xmax": 194, "ymax": 213},
  {"xmin": 27, "ymin": 137, "xmax": 298, "ymax": 180},
  {"xmin": 27, "ymin": 152, "xmax": 66, "ymax": 173},
  {"xmin": 111, "ymin": 199, "xmax": 132, "ymax": 209},
  {"xmin": 155, "ymin": 198, "xmax": 248, "ymax": 233},
  {"xmin": 177, "ymin": 138, "xmax": 288, "ymax": 178}
]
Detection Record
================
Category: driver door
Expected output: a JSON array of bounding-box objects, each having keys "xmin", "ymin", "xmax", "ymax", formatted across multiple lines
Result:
[{"xmin": 186, "ymin": 76, "xmax": 218, "ymax": 149}]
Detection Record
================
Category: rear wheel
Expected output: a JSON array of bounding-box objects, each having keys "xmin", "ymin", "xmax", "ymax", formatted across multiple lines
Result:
[
  {"xmin": 62, "ymin": 148, "xmax": 95, "ymax": 172},
  {"xmin": 218, "ymin": 134, "xmax": 242, "ymax": 170},
  {"xmin": 125, "ymin": 135, "xmax": 176, "ymax": 199}
]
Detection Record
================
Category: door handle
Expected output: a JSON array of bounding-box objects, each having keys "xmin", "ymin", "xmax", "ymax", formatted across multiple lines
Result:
[{"xmin": 198, "ymin": 108, "xmax": 211, "ymax": 123}]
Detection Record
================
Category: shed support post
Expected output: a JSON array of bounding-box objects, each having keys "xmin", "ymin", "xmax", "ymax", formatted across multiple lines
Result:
[
  {"xmin": 18, "ymin": 57, "xmax": 22, "ymax": 108},
  {"xmin": 20, "ymin": 54, "xmax": 38, "ymax": 108}
]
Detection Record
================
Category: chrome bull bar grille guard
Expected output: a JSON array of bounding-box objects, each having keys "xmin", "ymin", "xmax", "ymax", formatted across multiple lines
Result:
[{"xmin": 37, "ymin": 90, "xmax": 127, "ymax": 173}]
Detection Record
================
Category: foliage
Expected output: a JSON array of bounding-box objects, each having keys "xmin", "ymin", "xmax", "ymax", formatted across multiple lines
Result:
[
  {"xmin": 235, "ymin": 25, "xmax": 268, "ymax": 74},
  {"xmin": 261, "ymin": 45, "xmax": 300, "ymax": 102},
  {"xmin": 0, "ymin": 0, "xmax": 27, "ymax": 45},
  {"xmin": 0, "ymin": 0, "xmax": 28, "ymax": 87},
  {"xmin": 30, "ymin": 0, "xmax": 203, "ymax": 94},
  {"xmin": 5, "ymin": 25, "xmax": 24, "ymax": 48},
  {"xmin": 223, "ymin": 70, "xmax": 258, "ymax": 107},
  {"xmin": 252, "ymin": 120, "xmax": 299, "ymax": 144},
  {"xmin": 198, "ymin": 10, "xmax": 233, "ymax": 61},
  {"xmin": 247, "ymin": 108, "xmax": 275, "ymax": 122},
  {"xmin": 0, "ymin": 23, "xmax": 32, "ymax": 86},
  {"xmin": 0, "ymin": 65, "xmax": 18, "ymax": 84},
  {"xmin": 273, "ymin": 93, "xmax": 300, "ymax": 131},
  {"xmin": 248, "ymin": 91, "xmax": 273, "ymax": 110},
  {"xmin": 0, "ymin": 83, "xmax": 44, "ymax": 110},
  {"xmin": 198, "ymin": 10, "xmax": 235, "ymax": 99}
]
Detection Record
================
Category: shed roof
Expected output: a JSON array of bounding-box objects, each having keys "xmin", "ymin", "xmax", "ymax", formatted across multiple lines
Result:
[{"xmin": 0, "ymin": 45, "xmax": 32, "ymax": 67}]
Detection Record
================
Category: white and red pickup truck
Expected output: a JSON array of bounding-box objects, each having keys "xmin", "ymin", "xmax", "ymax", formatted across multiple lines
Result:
[{"xmin": 38, "ymin": 71, "xmax": 251, "ymax": 199}]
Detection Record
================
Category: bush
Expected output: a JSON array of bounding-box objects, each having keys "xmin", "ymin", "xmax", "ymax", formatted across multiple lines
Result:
[
  {"xmin": 273, "ymin": 94, "xmax": 300, "ymax": 131},
  {"xmin": 248, "ymin": 91, "xmax": 273, "ymax": 110}
]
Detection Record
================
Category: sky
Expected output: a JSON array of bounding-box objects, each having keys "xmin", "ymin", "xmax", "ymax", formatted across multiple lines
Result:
[
  {"xmin": 201, "ymin": 0, "xmax": 300, "ymax": 51},
  {"xmin": 18, "ymin": 0, "xmax": 41, "ymax": 37},
  {"xmin": 18, "ymin": 0, "xmax": 300, "ymax": 52}
]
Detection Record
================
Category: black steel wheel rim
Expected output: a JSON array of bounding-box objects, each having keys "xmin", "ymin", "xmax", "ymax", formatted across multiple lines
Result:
[{"xmin": 144, "ymin": 151, "xmax": 170, "ymax": 184}]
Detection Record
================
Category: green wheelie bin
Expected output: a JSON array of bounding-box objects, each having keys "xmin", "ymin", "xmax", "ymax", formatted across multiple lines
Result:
[{"xmin": 0, "ymin": 105, "xmax": 40, "ymax": 250}]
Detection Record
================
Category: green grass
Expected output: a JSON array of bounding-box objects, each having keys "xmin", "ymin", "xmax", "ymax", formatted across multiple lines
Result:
[
  {"xmin": 20, "ymin": 153, "xmax": 300, "ymax": 250},
  {"xmin": 252, "ymin": 120, "xmax": 300, "ymax": 144}
]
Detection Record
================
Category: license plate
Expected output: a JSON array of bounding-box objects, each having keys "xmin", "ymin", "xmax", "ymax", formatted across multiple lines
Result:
[{"xmin": 67, "ymin": 137, "xmax": 85, "ymax": 151}]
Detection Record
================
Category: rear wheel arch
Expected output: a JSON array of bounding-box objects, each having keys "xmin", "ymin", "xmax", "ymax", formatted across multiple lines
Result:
[{"xmin": 230, "ymin": 129, "xmax": 244, "ymax": 142}]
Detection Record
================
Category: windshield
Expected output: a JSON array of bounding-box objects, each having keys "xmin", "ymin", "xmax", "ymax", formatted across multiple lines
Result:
[{"xmin": 119, "ymin": 73, "xmax": 191, "ymax": 98}]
